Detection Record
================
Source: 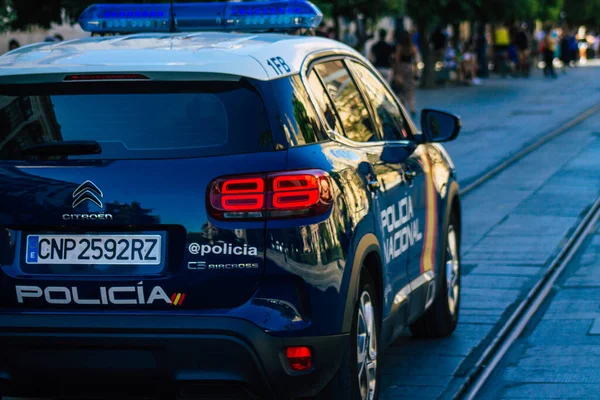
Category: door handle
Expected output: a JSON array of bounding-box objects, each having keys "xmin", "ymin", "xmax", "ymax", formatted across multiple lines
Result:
[
  {"xmin": 368, "ymin": 180, "xmax": 380, "ymax": 192},
  {"xmin": 404, "ymin": 170, "xmax": 417, "ymax": 180}
]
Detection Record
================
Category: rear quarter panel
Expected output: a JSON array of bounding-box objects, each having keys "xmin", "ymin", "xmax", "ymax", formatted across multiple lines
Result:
[{"xmin": 266, "ymin": 142, "xmax": 380, "ymax": 337}]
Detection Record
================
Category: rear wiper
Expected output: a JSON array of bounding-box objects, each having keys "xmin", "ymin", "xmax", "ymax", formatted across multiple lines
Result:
[{"xmin": 22, "ymin": 140, "xmax": 102, "ymax": 156}]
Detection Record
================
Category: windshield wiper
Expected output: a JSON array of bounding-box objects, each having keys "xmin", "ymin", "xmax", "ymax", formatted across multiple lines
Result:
[{"xmin": 22, "ymin": 140, "xmax": 102, "ymax": 156}]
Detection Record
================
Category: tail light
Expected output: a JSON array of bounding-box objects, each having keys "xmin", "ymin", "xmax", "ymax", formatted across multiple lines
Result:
[
  {"xmin": 286, "ymin": 346, "xmax": 312, "ymax": 372},
  {"xmin": 208, "ymin": 169, "xmax": 333, "ymax": 220}
]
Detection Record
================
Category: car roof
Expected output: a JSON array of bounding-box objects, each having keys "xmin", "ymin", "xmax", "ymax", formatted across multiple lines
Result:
[{"xmin": 0, "ymin": 32, "xmax": 361, "ymax": 82}]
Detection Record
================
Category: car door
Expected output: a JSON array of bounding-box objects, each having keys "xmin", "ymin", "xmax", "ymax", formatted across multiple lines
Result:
[
  {"xmin": 354, "ymin": 64, "xmax": 438, "ymax": 318},
  {"xmin": 308, "ymin": 59, "xmax": 409, "ymax": 333},
  {"xmin": 345, "ymin": 60, "xmax": 419, "ymax": 338}
]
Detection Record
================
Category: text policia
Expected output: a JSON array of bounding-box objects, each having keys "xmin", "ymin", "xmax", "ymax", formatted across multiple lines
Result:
[{"xmin": 381, "ymin": 194, "xmax": 423, "ymax": 263}]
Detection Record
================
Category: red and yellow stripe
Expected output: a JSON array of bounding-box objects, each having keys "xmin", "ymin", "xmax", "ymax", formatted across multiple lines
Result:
[
  {"xmin": 170, "ymin": 292, "xmax": 186, "ymax": 306},
  {"xmin": 419, "ymin": 152, "xmax": 438, "ymax": 274}
]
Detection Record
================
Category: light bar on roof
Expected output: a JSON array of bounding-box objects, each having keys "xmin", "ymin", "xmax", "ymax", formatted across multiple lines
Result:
[
  {"xmin": 78, "ymin": 1, "xmax": 323, "ymax": 34},
  {"xmin": 79, "ymin": 4, "xmax": 172, "ymax": 33},
  {"xmin": 223, "ymin": 1, "xmax": 323, "ymax": 31}
]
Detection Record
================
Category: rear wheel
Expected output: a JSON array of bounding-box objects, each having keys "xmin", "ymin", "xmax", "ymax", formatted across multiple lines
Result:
[
  {"xmin": 317, "ymin": 269, "xmax": 380, "ymax": 400},
  {"xmin": 410, "ymin": 212, "xmax": 460, "ymax": 338}
]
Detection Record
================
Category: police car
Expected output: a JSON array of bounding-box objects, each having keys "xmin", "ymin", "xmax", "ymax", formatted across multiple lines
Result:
[{"xmin": 0, "ymin": 2, "xmax": 462, "ymax": 399}]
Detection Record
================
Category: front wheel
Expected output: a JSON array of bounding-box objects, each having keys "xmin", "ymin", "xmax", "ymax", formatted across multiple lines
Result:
[
  {"xmin": 317, "ymin": 269, "xmax": 380, "ymax": 400},
  {"xmin": 410, "ymin": 212, "xmax": 461, "ymax": 338}
]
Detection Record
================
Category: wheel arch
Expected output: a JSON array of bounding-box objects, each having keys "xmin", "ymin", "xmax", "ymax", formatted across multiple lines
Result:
[
  {"xmin": 342, "ymin": 233, "xmax": 383, "ymax": 333},
  {"xmin": 435, "ymin": 178, "xmax": 461, "ymax": 289}
]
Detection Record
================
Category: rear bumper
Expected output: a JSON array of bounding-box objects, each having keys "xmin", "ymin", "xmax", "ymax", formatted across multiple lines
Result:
[{"xmin": 0, "ymin": 313, "xmax": 348, "ymax": 399}]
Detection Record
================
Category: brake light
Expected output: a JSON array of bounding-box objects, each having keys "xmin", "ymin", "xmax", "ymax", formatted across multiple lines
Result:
[
  {"xmin": 64, "ymin": 74, "xmax": 150, "ymax": 81},
  {"xmin": 286, "ymin": 346, "xmax": 312, "ymax": 372},
  {"xmin": 208, "ymin": 169, "xmax": 333, "ymax": 220},
  {"xmin": 272, "ymin": 173, "xmax": 320, "ymax": 209},
  {"xmin": 221, "ymin": 177, "xmax": 264, "ymax": 211}
]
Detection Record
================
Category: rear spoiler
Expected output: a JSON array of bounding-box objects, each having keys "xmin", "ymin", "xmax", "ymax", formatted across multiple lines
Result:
[{"xmin": 0, "ymin": 71, "xmax": 242, "ymax": 85}]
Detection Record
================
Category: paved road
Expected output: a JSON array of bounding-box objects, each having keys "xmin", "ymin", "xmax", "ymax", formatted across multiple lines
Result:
[
  {"xmin": 476, "ymin": 219, "xmax": 600, "ymax": 399},
  {"xmin": 380, "ymin": 64, "xmax": 600, "ymax": 399}
]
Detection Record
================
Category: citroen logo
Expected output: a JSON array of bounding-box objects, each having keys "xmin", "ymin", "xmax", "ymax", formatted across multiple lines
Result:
[{"xmin": 72, "ymin": 180, "xmax": 103, "ymax": 209}]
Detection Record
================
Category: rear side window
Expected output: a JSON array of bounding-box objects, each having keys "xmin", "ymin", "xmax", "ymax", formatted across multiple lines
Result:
[
  {"xmin": 0, "ymin": 81, "xmax": 273, "ymax": 160},
  {"xmin": 313, "ymin": 61, "xmax": 377, "ymax": 143},
  {"xmin": 307, "ymin": 72, "xmax": 343, "ymax": 134},
  {"xmin": 266, "ymin": 75, "xmax": 327, "ymax": 146},
  {"xmin": 349, "ymin": 62, "xmax": 413, "ymax": 141}
]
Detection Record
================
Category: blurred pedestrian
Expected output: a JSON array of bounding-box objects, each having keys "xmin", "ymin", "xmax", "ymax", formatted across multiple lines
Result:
[
  {"xmin": 444, "ymin": 40, "xmax": 459, "ymax": 81},
  {"xmin": 342, "ymin": 28, "xmax": 358, "ymax": 49},
  {"xmin": 315, "ymin": 22, "xmax": 328, "ymax": 38},
  {"xmin": 327, "ymin": 27, "xmax": 336, "ymax": 40},
  {"xmin": 508, "ymin": 43, "xmax": 519, "ymax": 73},
  {"xmin": 577, "ymin": 27, "xmax": 588, "ymax": 62},
  {"xmin": 369, "ymin": 29, "xmax": 395, "ymax": 83},
  {"xmin": 542, "ymin": 25, "xmax": 557, "ymax": 78},
  {"xmin": 508, "ymin": 22, "xmax": 520, "ymax": 74},
  {"xmin": 431, "ymin": 26, "xmax": 447, "ymax": 63},
  {"xmin": 568, "ymin": 30, "xmax": 579, "ymax": 65},
  {"xmin": 494, "ymin": 23, "xmax": 511, "ymax": 77},
  {"xmin": 585, "ymin": 31, "xmax": 596, "ymax": 59},
  {"xmin": 393, "ymin": 31, "xmax": 418, "ymax": 117},
  {"xmin": 458, "ymin": 42, "xmax": 480, "ymax": 85},
  {"xmin": 8, "ymin": 39, "xmax": 20, "ymax": 51},
  {"xmin": 475, "ymin": 23, "xmax": 488, "ymax": 77},
  {"xmin": 515, "ymin": 24, "xmax": 531, "ymax": 77},
  {"xmin": 412, "ymin": 29, "xmax": 422, "ymax": 81},
  {"xmin": 412, "ymin": 30, "xmax": 420, "ymax": 52},
  {"xmin": 559, "ymin": 29, "xmax": 571, "ymax": 72}
]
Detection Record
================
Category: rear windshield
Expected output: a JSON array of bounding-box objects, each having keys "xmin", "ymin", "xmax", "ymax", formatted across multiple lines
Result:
[{"xmin": 0, "ymin": 80, "xmax": 273, "ymax": 160}]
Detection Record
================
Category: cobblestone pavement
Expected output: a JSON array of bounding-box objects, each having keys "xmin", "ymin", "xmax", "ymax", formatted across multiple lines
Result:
[
  {"xmin": 380, "ymin": 64, "xmax": 600, "ymax": 399},
  {"xmin": 476, "ymin": 221, "xmax": 600, "ymax": 399}
]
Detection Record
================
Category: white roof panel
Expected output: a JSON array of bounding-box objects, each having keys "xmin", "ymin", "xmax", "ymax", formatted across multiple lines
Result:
[{"xmin": 0, "ymin": 32, "xmax": 360, "ymax": 81}]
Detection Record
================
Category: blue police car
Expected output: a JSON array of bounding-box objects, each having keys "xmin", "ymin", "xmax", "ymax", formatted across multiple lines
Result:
[{"xmin": 0, "ymin": 2, "xmax": 462, "ymax": 399}]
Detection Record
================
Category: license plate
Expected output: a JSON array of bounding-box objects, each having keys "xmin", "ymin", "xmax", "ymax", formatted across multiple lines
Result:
[{"xmin": 25, "ymin": 235, "xmax": 162, "ymax": 265}]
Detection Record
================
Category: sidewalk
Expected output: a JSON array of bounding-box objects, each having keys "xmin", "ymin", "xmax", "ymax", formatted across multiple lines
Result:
[{"xmin": 412, "ymin": 61, "xmax": 600, "ymax": 186}]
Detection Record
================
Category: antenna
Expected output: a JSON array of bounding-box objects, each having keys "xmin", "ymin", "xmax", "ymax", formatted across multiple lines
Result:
[{"xmin": 169, "ymin": 0, "xmax": 176, "ymax": 33}]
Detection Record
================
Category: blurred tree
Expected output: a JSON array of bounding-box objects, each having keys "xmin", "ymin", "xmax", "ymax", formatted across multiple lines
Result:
[
  {"xmin": 313, "ymin": 0, "xmax": 404, "ymax": 49},
  {"xmin": 405, "ymin": 0, "xmax": 559, "ymax": 88},
  {"xmin": 470, "ymin": 0, "xmax": 541, "ymax": 23},
  {"xmin": 536, "ymin": 0, "xmax": 563, "ymax": 23},
  {"xmin": 0, "ymin": 0, "xmax": 17, "ymax": 33},
  {"xmin": 11, "ymin": 0, "xmax": 62, "ymax": 30},
  {"xmin": 440, "ymin": 0, "xmax": 475, "ymax": 26},
  {"xmin": 405, "ymin": 0, "xmax": 474, "ymax": 88},
  {"xmin": 563, "ymin": 0, "xmax": 600, "ymax": 27}
]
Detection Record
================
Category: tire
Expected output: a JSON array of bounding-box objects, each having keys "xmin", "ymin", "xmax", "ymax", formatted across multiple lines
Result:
[
  {"xmin": 410, "ymin": 211, "xmax": 461, "ymax": 338},
  {"xmin": 316, "ymin": 269, "xmax": 381, "ymax": 400}
]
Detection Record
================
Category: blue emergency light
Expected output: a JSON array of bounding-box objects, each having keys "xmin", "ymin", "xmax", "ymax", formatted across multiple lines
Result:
[{"xmin": 78, "ymin": 1, "xmax": 323, "ymax": 34}]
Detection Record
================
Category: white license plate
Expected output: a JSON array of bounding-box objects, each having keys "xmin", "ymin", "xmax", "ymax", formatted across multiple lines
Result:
[{"xmin": 25, "ymin": 234, "xmax": 162, "ymax": 265}]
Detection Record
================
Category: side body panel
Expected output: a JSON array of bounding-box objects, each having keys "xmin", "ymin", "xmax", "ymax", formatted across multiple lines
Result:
[
  {"xmin": 272, "ymin": 141, "xmax": 383, "ymax": 336},
  {"xmin": 405, "ymin": 142, "xmax": 460, "ymax": 326}
]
